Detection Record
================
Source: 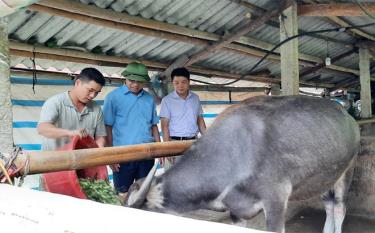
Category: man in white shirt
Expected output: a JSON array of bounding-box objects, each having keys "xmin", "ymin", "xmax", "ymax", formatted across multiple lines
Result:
[{"xmin": 159, "ymin": 67, "xmax": 206, "ymax": 170}]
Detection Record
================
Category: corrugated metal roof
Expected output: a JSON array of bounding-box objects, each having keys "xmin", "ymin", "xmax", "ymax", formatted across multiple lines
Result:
[{"xmin": 7, "ymin": 0, "xmax": 375, "ymax": 89}]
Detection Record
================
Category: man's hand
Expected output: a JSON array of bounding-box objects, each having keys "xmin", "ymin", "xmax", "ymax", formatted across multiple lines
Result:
[
  {"xmin": 38, "ymin": 123, "xmax": 88, "ymax": 139},
  {"xmin": 110, "ymin": 164, "xmax": 120, "ymax": 172},
  {"xmin": 68, "ymin": 128, "xmax": 88, "ymax": 138}
]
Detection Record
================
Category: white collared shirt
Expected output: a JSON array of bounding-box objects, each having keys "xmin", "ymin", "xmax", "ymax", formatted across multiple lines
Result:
[{"xmin": 159, "ymin": 91, "xmax": 203, "ymax": 137}]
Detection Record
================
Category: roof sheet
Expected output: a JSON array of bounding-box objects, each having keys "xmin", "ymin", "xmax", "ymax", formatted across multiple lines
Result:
[{"xmin": 7, "ymin": 0, "xmax": 375, "ymax": 88}]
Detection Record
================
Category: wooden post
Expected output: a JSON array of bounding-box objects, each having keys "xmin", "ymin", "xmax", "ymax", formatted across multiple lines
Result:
[
  {"xmin": 0, "ymin": 17, "xmax": 13, "ymax": 153},
  {"xmin": 359, "ymin": 47, "xmax": 372, "ymax": 118},
  {"xmin": 280, "ymin": 1, "xmax": 299, "ymax": 96}
]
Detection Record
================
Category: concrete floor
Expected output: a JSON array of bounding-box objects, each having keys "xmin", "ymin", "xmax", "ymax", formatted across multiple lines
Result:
[
  {"xmin": 286, "ymin": 209, "xmax": 375, "ymax": 233},
  {"xmin": 182, "ymin": 208, "xmax": 375, "ymax": 233}
]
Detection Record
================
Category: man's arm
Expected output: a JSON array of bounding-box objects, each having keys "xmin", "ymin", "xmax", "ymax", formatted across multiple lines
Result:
[
  {"xmin": 160, "ymin": 117, "xmax": 170, "ymax": 142},
  {"xmin": 37, "ymin": 122, "xmax": 86, "ymax": 139},
  {"xmin": 197, "ymin": 116, "xmax": 207, "ymax": 135},
  {"xmin": 152, "ymin": 125, "xmax": 161, "ymax": 143}
]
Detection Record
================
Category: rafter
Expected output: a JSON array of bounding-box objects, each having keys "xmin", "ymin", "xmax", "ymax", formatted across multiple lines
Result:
[
  {"xmin": 301, "ymin": 0, "xmax": 375, "ymax": 42},
  {"xmin": 163, "ymin": 0, "xmax": 291, "ymax": 76},
  {"xmin": 9, "ymin": 41, "xmax": 278, "ymax": 84},
  {"xmin": 230, "ymin": 0, "xmax": 353, "ymax": 46},
  {"xmin": 10, "ymin": 67, "xmax": 265, "ymax": 93},
  {"xmin": 11, "ymin": 42, "xmax": 340, "ymax": 88},
  {"xmin": 298, "ymin": 3, "xmax": 375, "ymax": 17},
  {"xmin": 332, "ymin": 77, "xmax": 359, "ymax": 90},
  {"xmin": 300, "ymin": 49, "xmax": 356, "ymax": 78},
  {"xmin": 328, "ymin": 17, "xmax": 375, "ymax": 41},
  {"xmin": 29, "ymin": 0, "xmax": 363, "ymax": 77}
]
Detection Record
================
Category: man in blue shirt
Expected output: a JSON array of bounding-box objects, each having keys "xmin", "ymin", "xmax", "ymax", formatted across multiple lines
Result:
[
  {"xmin": 103, "ymin": 62, "xmax": 160, "ymax": 193},
  {"xmin": 159, "ymin": 67, "xmax": 206, "ymax": 170}
]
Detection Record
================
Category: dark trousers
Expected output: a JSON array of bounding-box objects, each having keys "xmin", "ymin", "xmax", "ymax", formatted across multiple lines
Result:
[{"xmin": 113, "ymin": 160, "xmax": 154, "ymax": 193}]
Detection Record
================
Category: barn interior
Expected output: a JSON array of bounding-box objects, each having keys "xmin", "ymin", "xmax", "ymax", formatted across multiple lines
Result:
[{"xmin": 1, "ymin": 0, "xmax": 375, "ymax": 232}]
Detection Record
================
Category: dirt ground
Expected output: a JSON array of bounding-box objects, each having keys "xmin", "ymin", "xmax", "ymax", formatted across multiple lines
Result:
[{"xmin": 182, "ymin": 208, "xmax": 375, "ymax": 233}]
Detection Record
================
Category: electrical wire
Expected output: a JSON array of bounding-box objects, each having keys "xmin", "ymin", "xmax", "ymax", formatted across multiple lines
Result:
[
  {"xmin": 200, "ymin": 22, "xmax": 375, "ymax": 86},
  {"xmin": 30, "ymin": 45, "xmax": 37, "ymax": 94}
]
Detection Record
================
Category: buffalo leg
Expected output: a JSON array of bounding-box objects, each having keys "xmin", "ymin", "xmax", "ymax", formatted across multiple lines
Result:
[
  {"xmin": 263, "ymin": 182, "xmax": 292, "ymax": 233},
  {"xmin": 323, "ymin": 159, "xmax": 355, "ymax": 233},
  {"xmin": 263, "ymin": 200, "xmax": 288, "ymax": 233},
  {"xmin": 323, "ymin": 191, "xmax": 335, "ymax": 233}
]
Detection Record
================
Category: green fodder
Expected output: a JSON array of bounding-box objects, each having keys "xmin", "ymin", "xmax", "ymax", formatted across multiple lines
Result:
[{"xmin": 79, "ymin": 178, "xmax": 122, "ymax": 206}]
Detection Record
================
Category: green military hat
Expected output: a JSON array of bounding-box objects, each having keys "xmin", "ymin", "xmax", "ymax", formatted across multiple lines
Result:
[{"xmin": 121, "ymin": 62, "xmax": 150, "ymax": 82}]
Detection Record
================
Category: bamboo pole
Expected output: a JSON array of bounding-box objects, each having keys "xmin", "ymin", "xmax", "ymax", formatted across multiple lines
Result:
[{"xmin": 14, "ymin": 141, "xmax": 194, "ymax": 175}]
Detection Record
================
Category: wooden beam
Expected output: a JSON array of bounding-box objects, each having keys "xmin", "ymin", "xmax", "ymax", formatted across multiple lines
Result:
[
  {"xmin": 301, "ymin": 0, "xmax": 375, "ymax": 42},
  {"xmin": 11, "ymin": 67, "xmax": 78, "ymax": 80},
  {"xmin": 332, "ymin": 77, "xmax": 359, "ymax": 91},
  {"xmin": 10, "ymin": 68, "xmax": 263, "ymax": 93},
  {"xmin": 29, "ymin": 1, "xmax": 362, "ymax": 78},
  {"xmin": 357, "ymin": 118, "xmax": 375, "ymax": 125},
  {"xmin": 10, "ymin": 42, "xmax": 338, "ymax": 89},
  {"xmin": 326, "ymin": 16, "xmax": 375, "ymax": 42},
  {"xmin": 231, "ymin": 0, "xmax": 353, "ymax": 46},
  {"xmin": 11, "ymin": 49, "xmax": 128, "ymax": 68},
  {"xmin": 280, "ymin": 1, "xmax": 299, "ymax": 96},
  {"xmin": 230, "ymin": 0, "xmax": 265, "ymax": 12},
  {"xmin": 185, "ymin": 2, "xmax": 290, "ymax": 67},
  {"xmin": 300, "ymin": 49, "xmax": 356, "ymax": 78},
  {"xmin": 162, "ymin": 1, "xmax": 290, "ymax": 78},
  {"xmin": 29, "ymin": 4, "xmax": 209, "ymax": 46},
  {"xmin": 189, "ymin": 85, "xmax": 264, "ymax": 92},
  {"xmin": 359, "ymin": 47, "xmax": 372, "ymax": 118},
  {"xmin": 36, "ymin": 0, "xmax": 352, "ymax": 47},
  {"xmin": 28, "ymin": 4, "xmax": 284, "ymax": 66},
  {"xmin": 298, "ymin": 3, "xmax": 375, "ymax": 17},
  {"xmin": 36, "ymin": 0, "xmax": 216, "ymax": 41},
  {"xmin": 9, "ymin": 42, "xmax": 278, "ymax": 85}
]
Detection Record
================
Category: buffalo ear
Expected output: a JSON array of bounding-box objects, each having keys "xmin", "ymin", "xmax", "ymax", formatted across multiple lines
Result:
[{"xmin": 125, "ymin": 163, "xmax": 158, "ymax": 208}]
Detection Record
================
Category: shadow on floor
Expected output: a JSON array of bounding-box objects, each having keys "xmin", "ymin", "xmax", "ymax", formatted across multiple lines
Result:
[{"xmin": 183, "ymin": 208, "xmax": 375, "ymax": 233}]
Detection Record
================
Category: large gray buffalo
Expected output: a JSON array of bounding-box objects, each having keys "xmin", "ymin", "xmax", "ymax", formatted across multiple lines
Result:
[{"xmin": 125, "ymin": 95, "xmax": 360, "ymax": 233}]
